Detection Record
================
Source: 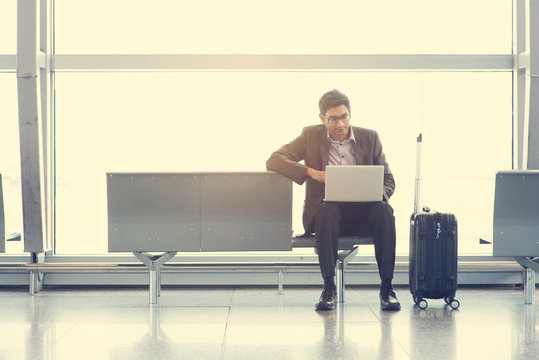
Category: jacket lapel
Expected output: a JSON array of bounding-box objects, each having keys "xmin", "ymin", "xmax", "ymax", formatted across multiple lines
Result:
[
  {"xmin": 352, "ymin": 127, "xmax": 364, "ymax": 165},
  {"xmin": 320, "ymin": 131, "xmax": 329, "ymax": 169}
]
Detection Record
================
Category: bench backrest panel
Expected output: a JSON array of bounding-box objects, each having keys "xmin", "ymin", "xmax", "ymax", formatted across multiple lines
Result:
[
  {"xmin": 108, "ymin": 174, "xmax": 201, "ymax": 252},
  {"xmin": 0, "ymin": 174, "xmax": 4, "ymax": 253},
  {"xmin": 107, "ymin": 172, "xmax": 292, "ymax": 252},
  {"xmin": 493, "ymin": 170, "xmax": 539, "ymax": 256},
  {"xmin": 201, "ymin": 173, "xmax": 293, "ymax": 251}
]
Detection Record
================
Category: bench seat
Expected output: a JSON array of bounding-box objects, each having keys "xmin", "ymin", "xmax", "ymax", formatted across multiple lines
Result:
[
  {"xmin": 106, "ymin": 172, "xmax": 377, "ymax": 304},
  {"xmin": 292, "ymin": 235, "xmax": 374, "ymax": 250}
]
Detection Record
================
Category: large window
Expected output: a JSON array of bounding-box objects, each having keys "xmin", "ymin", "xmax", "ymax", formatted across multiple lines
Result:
[
  {"xmin": 54, "ymin": 72, "xmax": 511, "ymax": 255},
  {"xmin": 55, "ymin": 0, "xmax": 511, "ymax": 54},
  {"xmin": 0, "ymin": 74, "xmax": 24, "ymax": 254},
  {"xmin": 0, "ymin": 1, "xmax": 16, "ymax": 54},
  {"xmin": 47, "ymin": 1, "xmax": 515, "ymax": 257},
  {"xmin": 1, "ymin": 1, "xmax": 23, "ymax": 255}
]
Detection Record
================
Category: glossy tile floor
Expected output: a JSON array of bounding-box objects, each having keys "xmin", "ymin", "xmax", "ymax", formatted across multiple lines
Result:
[{"xmin": 0, "ymin": 285, "xmax": 538, "ymax": 360}]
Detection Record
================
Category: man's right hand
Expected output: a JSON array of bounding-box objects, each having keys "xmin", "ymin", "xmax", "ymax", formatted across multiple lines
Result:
[{"xmin": 306, "ymin": 168, "xmax": 326, "ymax": 183}]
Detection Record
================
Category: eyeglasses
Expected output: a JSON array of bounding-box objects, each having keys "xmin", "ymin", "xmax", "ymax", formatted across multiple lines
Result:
[{"xmin": 322, "ymin": 113, "xmax": 351, "ymax": 124}]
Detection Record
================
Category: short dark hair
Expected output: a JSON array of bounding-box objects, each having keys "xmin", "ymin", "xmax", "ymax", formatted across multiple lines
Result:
[{"xmin": 318, "ymin": 89, "xmax": 351, "ymax": 115}]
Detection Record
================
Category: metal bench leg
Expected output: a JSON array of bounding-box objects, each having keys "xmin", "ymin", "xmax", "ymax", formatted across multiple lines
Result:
[
  {"xmin": 278, "ymin": 269, "xmax": 284, "ymax": 295},
  {"xmin": 149, "ymin": 268, "xmax": 159, "ymax": 304},
  {"xmin": 157, "ymin": 267, "xmax": 162, "ymax": 298},
  {"xmin": 335, "ymin": 246, "xmax": 359, "ymax": 304},
  {"xmin": 336, "ymin": 261, "xmax": 344, "ymax": 303},
  {"xmin": 134, "ymin": 251, "xmax": 177, "ymax": 305},
  {"xmin": 524, "ymin": 268, "xmax": 535, "ymax": 304},
  {"xmin": 29, "ymin": 271, "xmax": 44, "ymax": 295},
  {"xmin": 28, "ymin": 253, "xmax": 44, "ymax": 295},
  {"xmin": 515, "ymin": 257, "xmax": 539, "ymax": 305}
]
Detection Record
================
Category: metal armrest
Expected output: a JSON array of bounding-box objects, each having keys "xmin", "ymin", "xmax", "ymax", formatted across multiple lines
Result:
[{"xmin": 6, "ymin": 232, "xmax": 21, "ymax": 241}]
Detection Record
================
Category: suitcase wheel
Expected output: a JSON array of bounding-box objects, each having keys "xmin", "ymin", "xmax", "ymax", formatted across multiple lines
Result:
[
  {"xmin": 414, "ymin": 297, "xmax": 428, "ymax": 309},
  {"xmin": 444, "ymin": 297, "xmax": 460, "ymax": 310}
]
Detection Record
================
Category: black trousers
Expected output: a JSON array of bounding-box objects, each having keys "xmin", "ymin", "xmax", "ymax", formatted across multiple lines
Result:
[{"xmin": 314, "ymin": 201, "xmax": 396, "ymax": 281}]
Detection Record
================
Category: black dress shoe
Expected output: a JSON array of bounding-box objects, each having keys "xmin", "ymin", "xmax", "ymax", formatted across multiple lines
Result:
[
  {"xmin": 315, "ymin": 289, "xmax": 336, "ymax": 311},
  {"xmin": 380, "ymin": 288, "xmax": 401, "ymax": 311}
]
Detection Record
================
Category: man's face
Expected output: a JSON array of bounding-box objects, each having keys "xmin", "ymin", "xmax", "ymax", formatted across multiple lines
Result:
[{"xmin": 319, "ymin": 104, "xmax": 351, "ymax": 141}]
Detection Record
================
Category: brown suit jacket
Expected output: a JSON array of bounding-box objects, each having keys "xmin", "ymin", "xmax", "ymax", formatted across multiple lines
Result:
[{"xmin": 266, "ymin": 124, "xmax": 395, "ymax": 234}]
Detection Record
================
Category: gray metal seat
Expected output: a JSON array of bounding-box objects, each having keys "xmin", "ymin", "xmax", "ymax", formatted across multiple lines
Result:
[
  {"xmin": 292, "ymin": 235, "xmax": 374, "ymax": 250},
  {"xmin": 1, "ymin": 174, "xmax": 4, "ymax": 253},
  {"xmin": 493, "ymin": 170, "xmax": 539, "ymax": 304},
  {"xmin": 107, "ymin": 172, "xmax": 293, "ymax": 304}
]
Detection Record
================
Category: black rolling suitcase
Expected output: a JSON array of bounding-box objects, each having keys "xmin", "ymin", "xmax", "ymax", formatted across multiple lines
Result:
[{"xmin": 409, "ymin": 134, "xmax": 460, "ymax": 309}]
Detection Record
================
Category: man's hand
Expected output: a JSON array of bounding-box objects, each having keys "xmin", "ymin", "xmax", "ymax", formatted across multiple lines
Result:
[{"xmin": 306, "ymin": 168, "xmax": 326, "ymax": 183}]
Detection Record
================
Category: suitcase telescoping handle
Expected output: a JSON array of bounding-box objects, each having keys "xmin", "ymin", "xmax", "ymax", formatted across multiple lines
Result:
[{"xmin": 414, "ymin": 133, "xmax": 422, "ymax": 216}]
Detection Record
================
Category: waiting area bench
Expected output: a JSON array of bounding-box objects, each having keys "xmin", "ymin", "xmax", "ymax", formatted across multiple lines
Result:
[
  {"xmin": 493, "ymin": 170, "xmax": 539, "ymax": 304},
  {"xmin": 1, "ymin": 174, "xmax": 22, "ymax": 254},
  {"xmin": 1, "ymin": 174, "xmax": 4, "ymax": 254},
  {"xmin": 107, "ymin": 172, "xmax": 374, "ymax": 304}
]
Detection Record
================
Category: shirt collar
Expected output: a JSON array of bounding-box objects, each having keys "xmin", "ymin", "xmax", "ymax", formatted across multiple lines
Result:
[{"xmin": 327, "ymin": 127, "xmax": 355, "ymax": 144}]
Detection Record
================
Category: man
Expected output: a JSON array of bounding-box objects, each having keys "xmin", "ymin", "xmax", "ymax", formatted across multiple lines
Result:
[{"xmin": 266, "ymin": 89, "xmax": 400, "ymax": 311}]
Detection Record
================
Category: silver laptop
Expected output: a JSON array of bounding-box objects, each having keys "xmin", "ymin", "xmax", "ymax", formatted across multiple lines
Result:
[{"xmin": 324, "ymin": 165, "xmax": 384, "ymax": 202}]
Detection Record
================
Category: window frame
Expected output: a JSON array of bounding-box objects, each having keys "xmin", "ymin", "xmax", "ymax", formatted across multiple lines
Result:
[{"xmin": 3, "ymin": 0, "xmax": 528, "ymax": 270}]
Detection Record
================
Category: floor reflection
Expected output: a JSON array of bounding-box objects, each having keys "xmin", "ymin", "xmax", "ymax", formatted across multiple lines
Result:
[
  {"xmin": 26, "ymin": 296, "xmax": 56, "ymax": 360},
  {"xmin": 315, "ymin": 304, "xmax": 399, "ymax": 360},
  {"xmin": 512, "ymin": 304, "xmax": 538, "ymax": 358},
  {"xmin": 316, "ymin": 305, "xmax": 346, "ymax": 357},
  {"xmin": 411, "ymin": 305, "xmax": 457, "ymax": 359},
  {"xmin": 109, "ymin": 306, "xmax": 174, "ymax": 360},
  {"xmin": 0, "ymin": 287, "xmax": 537, "ymax": 360},
  {"xmin": 524, "ymin": 305, "xmax": 535, "ymax": 345},
  {"xmin": 107, "ymin": 305, "xmax": 225, "ymax": 360}
]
